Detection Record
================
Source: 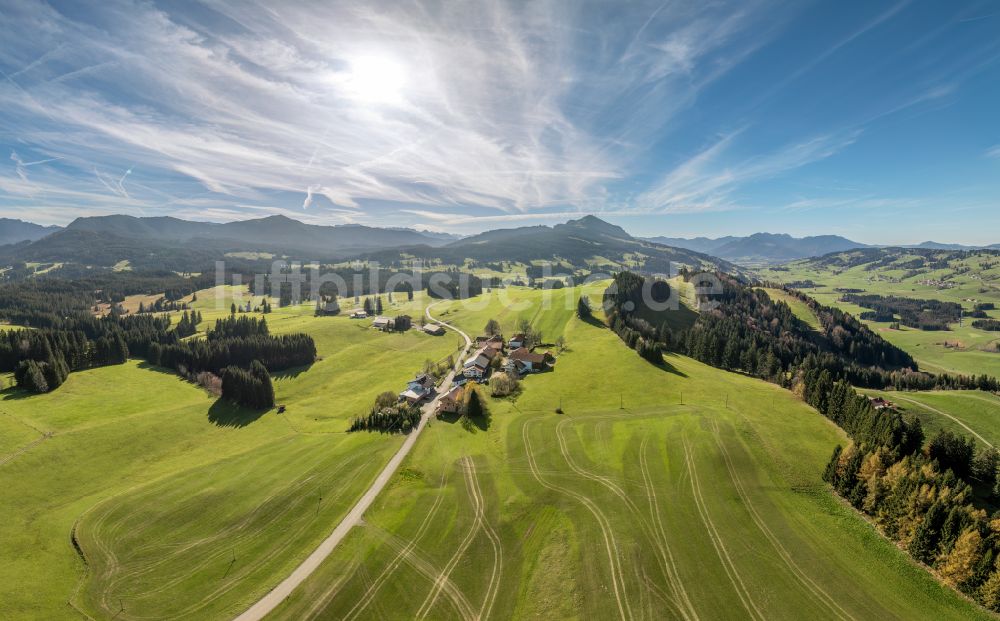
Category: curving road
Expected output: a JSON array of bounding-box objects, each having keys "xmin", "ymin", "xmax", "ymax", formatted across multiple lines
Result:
[{"xmin": 233, "ymin": 302, "xmax": 471, "ymax": 621}]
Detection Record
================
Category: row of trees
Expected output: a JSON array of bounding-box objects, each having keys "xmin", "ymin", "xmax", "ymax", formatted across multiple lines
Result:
[
  {"xmin": 972, "ymin": 319, "xmax": 1000, "ymax": 331},
  {"xmin": 208, "ymin": 315, "xmax": 268, "ymax": 340},
  {"xmin": 148, "ymin": 333, "xmax": 315, "ymax": 376}
]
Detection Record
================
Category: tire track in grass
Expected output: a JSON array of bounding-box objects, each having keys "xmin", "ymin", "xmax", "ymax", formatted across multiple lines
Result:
[
  {"xmin": 682, "ymin": 438, "xmax": 764, "ymax": 621},
  {"xmin": 708, "ymin": 419, "xmax": 856, "ymax": 621},
  {"xmin": 554, "ymin": 418, "xmax": 690, "ymax": 620},
  {"xmin": 340, "ymin": 468, "xmax": 450, "ymax": 621},
  {"xmin": 639, "ymin": 436, "xmax": 700, "ymax": 621},
  {"xmin": 372, "ymin": 526, "xmax": 476, "ymax": 621},
  {"xmin": 466, "ymin": 457, "xmax": 503, "ymax": 621},
  {"xmin": 414, "ymin": 457, "xmax": 481, "ymax": 621},
  {"xmin": 523, "ymin": 418, "xmax": 633, "ymax": 621}
]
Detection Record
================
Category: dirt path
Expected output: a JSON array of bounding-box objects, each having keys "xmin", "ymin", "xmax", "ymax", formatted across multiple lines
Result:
[
  {"xmin": 232, "ymin": 302, "xmax": 472, "ymax": 621},
  {"xmin": 893, "ymin": 395, "xmax": 994, "ymax": 449}
]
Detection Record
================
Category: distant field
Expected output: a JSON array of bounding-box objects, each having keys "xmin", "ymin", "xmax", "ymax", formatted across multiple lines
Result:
[
  {"xmin": 270, "ymin": 289, "xmax": 989, "ymax": 621},
  {"xmin": 0, "ymin": 285, "xmax": 457, "ymax": 620},
  {"xmin": 760, "ymin": 253, "xmax": 1000, "ymax": 377}
]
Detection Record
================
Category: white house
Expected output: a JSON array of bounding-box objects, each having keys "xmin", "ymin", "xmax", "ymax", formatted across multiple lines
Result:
[
  {"xmin": 372, "ymin": 316, "xmax": 393, "ymax": 331},
  {"xmin": 350, "ymin": 309, "xmax": 367, "ymax": 319},
  {"xmin": 508, "ymin": 333, "xmax": 526, "ymax": 349},
  {"xmin": 463, "ymin": 351, "xmax": 491, "ymax": 379}
]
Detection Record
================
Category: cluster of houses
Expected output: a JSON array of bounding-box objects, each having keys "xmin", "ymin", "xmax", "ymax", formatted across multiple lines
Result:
[
  {"xmin": 461, "ymin": 332, "xmax": 555, "ymax": 381},
  {"xmin": 391, "ymin": 327, "xmax": 557, "ymax": 419}
]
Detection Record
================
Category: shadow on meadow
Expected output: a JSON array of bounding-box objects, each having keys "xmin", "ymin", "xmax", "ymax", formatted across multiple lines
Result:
[
  {"xmin": 208, "ymin": 399, "xmax": 269, "ymax": 428},
  {"xmin": 437, "ymin": 409, "xmax": 492, "ymax": 433}
]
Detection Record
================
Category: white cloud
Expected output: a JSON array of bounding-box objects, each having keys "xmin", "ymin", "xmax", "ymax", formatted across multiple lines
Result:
[{"xmin": 0, "ymin": 0, "xmax": 777, "ymax": 223}]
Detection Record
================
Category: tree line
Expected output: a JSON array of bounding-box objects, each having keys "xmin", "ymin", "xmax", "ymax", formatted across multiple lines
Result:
[
  {"xmin": 841, "ymin": 293, "xmax": 962, "ymax": 331},
  {"xmin": 808, "ymin": 366, "xmax": 1000, "ymax": 612}
]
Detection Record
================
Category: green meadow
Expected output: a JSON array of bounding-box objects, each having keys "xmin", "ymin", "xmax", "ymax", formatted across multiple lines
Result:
[
  {"xmin": 269, "ymin": 288, "xmax": 991, "ymax": 621},
  {"xmin": 0, "ymin": 287, "xmax": 456, "ymax": 620}
]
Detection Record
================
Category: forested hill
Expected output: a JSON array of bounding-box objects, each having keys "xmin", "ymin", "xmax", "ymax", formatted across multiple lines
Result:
[
  {"xmin": 363, "ymin": 215, "xmax": 734, "ymax": 273},
  {"xmin": 783, "ymin": 246, "xmax": 1000, "ymax": 273},
  {"xmin": 603, "ymin": 271, "xmax": 998, "ymax": 392}
]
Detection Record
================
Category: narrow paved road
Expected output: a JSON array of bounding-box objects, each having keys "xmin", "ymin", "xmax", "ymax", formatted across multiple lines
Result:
[{"xmin": 234, "ymin": 302, "xmax": 471, "ymax": 621}]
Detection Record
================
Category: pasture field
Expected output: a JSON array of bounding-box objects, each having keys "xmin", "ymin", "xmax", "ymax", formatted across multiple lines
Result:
[
  {"xmin": 0, "ymin": 285, "xmax": 456, "ymax": 620},
  {"xmin": 757, "ymin": 287, "xmax": 821, "ymax": 329},
  {"xmin": 270, "ymin": 293, "xmax": 991, "ymax": 620},
  {"xmin": 860, "ymin": 389, "xmax": 1000, "ymax": 450},
  {"xmin": 759, "ymin": 258, "xmax": 1000, "ymax": 377}
]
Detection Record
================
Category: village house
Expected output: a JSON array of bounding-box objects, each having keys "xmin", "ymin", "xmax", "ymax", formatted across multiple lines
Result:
[
  {"xmin": 463, "ymin": 347, "xmax": 494, "ymax": 380},
  {"xmin": 868, "ymin": 396, "xmax": 895, "ymax": 411},
  {"xmin": 422, "ymin": 323, "xmax": 445, "ymax": 336},
  {"xmin": 349, "ymin": 309, "xmax": 367, "ymax": 319},
  {"xmin": 508, "ymin": 333, "xmax": 526, "ymax": 349},
  {"xmin": 372, "ymin": 316, "xmax": 394, "ymax": 331},
  {"xmin": 476, "ymin": 334, "xmax": 505, "ymax": 353},
  {"xmin": 399, "ymin": 373, "xmax": 435, "ymax": 404},
  {"xmin": 504, "ymin": 347, "xmax": 553, "ymax": 375},
  {"xmin": 436, "ymin": 384, "xmax": 464, "ymax": 415}
]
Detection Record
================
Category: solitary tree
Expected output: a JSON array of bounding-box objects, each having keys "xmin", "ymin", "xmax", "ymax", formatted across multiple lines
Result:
[
  {"xmin": 463, "ymin": 386, "xmax": 485, "ymax": 419},
  {"xmin": 484, "ymin": 318, "xmax": 501, "ymax": 336},
  {"xmin": 577, "ymin": 296, "xmax": 592, "ymax": 320}
]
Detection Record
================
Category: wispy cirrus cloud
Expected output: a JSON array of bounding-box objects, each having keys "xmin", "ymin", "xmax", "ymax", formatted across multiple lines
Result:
[
  {"xmin": 0, "ymin": 0, "xmax": 779, "ymax": 224},
  {"xmin": 637, "ymin": 129, "xmax": 862, "ymax": 213}
]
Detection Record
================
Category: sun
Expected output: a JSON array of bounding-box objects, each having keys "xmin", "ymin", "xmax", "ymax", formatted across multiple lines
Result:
[{"xmin": 346, "ymin": 55, "xmax": 407, "ymax": 104}]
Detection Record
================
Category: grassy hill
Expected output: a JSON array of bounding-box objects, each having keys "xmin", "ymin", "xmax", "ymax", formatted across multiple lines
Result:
[
  {"xmin": 266, "ymin": 288, "xmax": 992, "ymax": 621},
  {"xmin": 759, "ymin": 248, "xmax": 1000, "ymax": 376},
  {"xmin": 0, "ymin": 288, "xmax": 457, "ymax": 620}
]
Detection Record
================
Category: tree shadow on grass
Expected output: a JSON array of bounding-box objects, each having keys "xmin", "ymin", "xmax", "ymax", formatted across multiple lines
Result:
[
  {"xmin": 271, "ymin": 363, "xmax": 315, "ymax": 381},
  {"xmin": 437, "ymin": 411, "xmax": 492, "ymax": 433},
  {"xmin": 653, "ymin": 354, "xmax": 687, "ymax": 378},
  {"xmin": 208, "ymin": 399, "xmax": 269, "ymax": 428},
  {"xmin": 1, "ymin": 386, "xmax": 32, "ymax": 401}
]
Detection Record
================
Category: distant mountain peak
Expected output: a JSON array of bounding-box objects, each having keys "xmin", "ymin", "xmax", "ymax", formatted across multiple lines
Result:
[{"xmin": 558, "ymin": 215, "xmax": 632, "ymax": 239}]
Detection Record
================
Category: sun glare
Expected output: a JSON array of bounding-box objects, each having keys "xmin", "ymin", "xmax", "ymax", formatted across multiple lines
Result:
[{"xmin": 346, "ymin": 55, "xmax": 407, "ymax": 104}]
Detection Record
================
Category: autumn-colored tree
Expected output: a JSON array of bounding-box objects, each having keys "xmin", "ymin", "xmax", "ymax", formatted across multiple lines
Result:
[{"xmin": 938, "ymin": 528, "xmax": 982, "ymax": 588}]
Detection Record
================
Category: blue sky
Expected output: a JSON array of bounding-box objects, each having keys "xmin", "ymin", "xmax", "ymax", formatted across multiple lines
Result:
[{"xmin": 1, "ymin": 0, "xmax": 998, "ymax": 244}]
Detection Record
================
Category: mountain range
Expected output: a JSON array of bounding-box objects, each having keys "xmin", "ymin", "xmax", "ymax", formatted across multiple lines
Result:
[
  {"xmin": 0, "ymin": 214, "xmax": 454, "ymax": 270},
  {"xmin": 0, "ymin": 218, "xmax": 62, "ymax": 246},
  {"xmin": 645, "ymin": 233, "xmax": 869, "ymax": 263},
  {"xmin": 2, "ymin": 214, "xmax": 996, "ymax": 272},
  {"xmin": 362, "ymin": 214, "xmax": 732, "ymax": 273}
]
